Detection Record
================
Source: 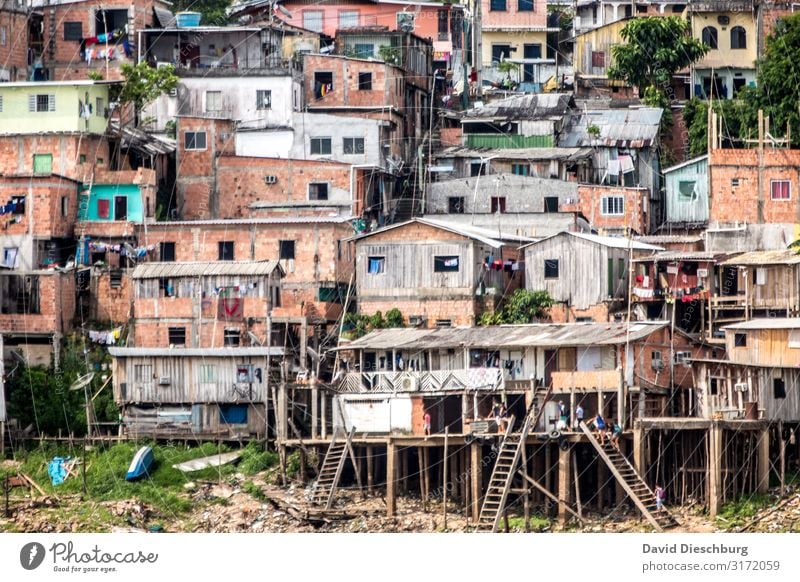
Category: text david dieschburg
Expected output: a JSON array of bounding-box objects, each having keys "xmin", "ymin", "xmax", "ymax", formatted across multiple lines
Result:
[{"xmin": 643, "ymin": 543, "xmax": 748, "ymax": 558}]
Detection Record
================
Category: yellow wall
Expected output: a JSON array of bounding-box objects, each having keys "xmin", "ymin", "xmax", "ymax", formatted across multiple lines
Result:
[
  {"xmin": 0, "ymin": 83, "xmax": 111, "ymax": 135},
  {"xmin": 692, "ymin": 11, "xmax": 757, "ymax": 69},
  {"xmin": 574, "ymin": 19, "xmax": 628, "ymax": 76},
  {"xmin": 481, "ymin": 31, "xmax": 549, "ymax": 67}
]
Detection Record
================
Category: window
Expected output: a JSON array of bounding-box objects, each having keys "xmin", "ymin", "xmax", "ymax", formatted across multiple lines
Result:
[
  {"xmin": 8, "ymin": 195, "xmax": 24, "ymax": 216},
  {"xmin": 33, "ymin": 154, "xmax": 52, "ymax": 174},
  {"xmin": 29, "ymin": 94, "xmax": 55, "ymax": 112},
  {"xmin": 184, "ymin": 131, "xmax": 207, "ymax": 151},
  {"xmin": 490, "ymin": 0, "xmax": 507, "ymax": 11},
  {"xmin": 0, "ymin": 26, "xmax": 5, "ymax": 46},
  {"xmin": 113, "ymin": 195, "xmax": 127, "ymax": 221},
  {"xmin": 651, "ymin": 350, "xmax": 662, "ymax": 362},
  {"xmin": 607, "ymin": 258, "xmax": 615, "ymax": 295},
  {"xmin": 256, "ymin": 89, "xmax": 272, "ymax": 110},
  {"xmin": 343, "ymin": 137, "xmax": 365, "ymax": 154},
  {"xmin": 358, "ymin": 72, "xmax": 373, "ymax": 90},
  {"xmin": 218, "ymin": 241, "xmax": 235, "ymax": 261},
  {"xmin": 219, "ymin": 404, "xmax": 248, "ymax": 424},
  {"xmin": 353, "ymin": 43, "xmax": 374, "ymax": 58},
  {"xmin": 308, "ymin": 182, "xmax": 329, "ymax": 200},
  {"xmin": 618, "ymin": 258, "xmax": 626, "ymax": 280},
  {"xmin": 79, "ymin": 154, "xmax": 86, "ymax": 164},
  {"xmin": 60, "ymin": 196, "xmax": 68, "ymax": 218},
  {"xmin": 512, "ymin": 163, "xmax": 529, "ymax": 176},
  {"xmin": 790, "ymin": 329, "xmax": 800, "ymax": 348},
  {"xmin": 702, "ymin": 26, "xmax": 718, "ymax": 49},
  {"xmin": 544, "ymin": 196, "xmax": 559, "ymax": 213},
  {"xmin": 774, "ymin": 377, "xmax": 786, "ymax": 399},
  {"xmin": 314, "ymin": 71, "xmax": 333, "ymax": 99},
  {"xmin": 205, "ymin": 90, "xmax": 222, "ymax": 112},
  {"xmin": 734, "ymin": 332, "xmax": 747, "ymax": 347},
  {"xmin": 109, "ymin": 269, "xmax": 122, "ymax": 289},
  {"xmin": 591, "ymin": 51, "xmax": 605, "ymax": 68},
  {"xmin": 448, "ymin": 197, "xmax": 465, "ymax": 213},
  {"xmin": 491, "ymin": 196, "xmax": 507, "ymax": 213},
  {"xmin": 368, "ymin": 256, "xmax": 385, "ymax": 274},
  {"xmin": 96, "ymin": 97, "xmax": 104, "ymax": 117},
  {"xmin": 678, "ymin": 180, "xmax": 697, "ymax": 200},
  {"xmin": 159, "ymin": 242, "xmax": 176, "ymax": 261},
  {"xmin": 435, "ymin": 319, "xmax": 452, "ymax": 328},
  {"xmin": 224, "ymin": 329, "xmax": 241, "ymax": 346},
  {"xmin": 544, "ymin": 259, "xmax": 559, "ymax": 279},
  {"xmin": 518, "ymin": 0, "xmax": 534, "ymax": 11},
  {"xmin": 755, "ymin": 267, "xmax": 766, "ymax": 286},
  {"xmin": 237, "ymin": 365, "xmax": 255, "ymax": 383},
  {"xmin": 771, "ymin": 180, "xmax": 791, "ymax": 200},
  {"xmin": 279, "ymin": 240, "xmax": 295, "ymax": 260},
  {"xmin": 64, "ymin": 22, "xmax": 82, "ymax": 41},
  {"xmin": 438, "ymin": 10, "xmax": 448, "ymax": 39},
  {"xmin": 601, "ymin": 196, "xmax": 624, "ymax": 215},
  {"xmin": 434, "ymin": 256, "xmax": 460, "ymax": 273},
  {"xmin": 310, "ymin": 137, "xmax": 332, "ymax": 155},
  {"xmin": 339, "ymin": 10, "xmax": 359, "ymax": 28},
  {"xmin": 491, "ymin": 44, "xmax": 511, "ymax": 64},
  {"xmin": 674, "ymin": 351, "xmax": 692, "ymax": 364},
  {"xmin": 470, "ymin": 161, "xmax": 486, "ymax": 176},
  {"xmin": 134, "ymin": 364, "xmax": 153, "ymax": 382},
  {"xmin": 97, "ymin": 198, "xmax": 110, "ymax": 218},
  {"xmin": 168, "ymin": 327, "xmax": 186, "ymax": 346},
  {"xmin": 731, "ymin": 178, "xmax": 740, "ymax": 187},
  {"xmin": 2, "ymin": 247, "xmax": 18, "ymax": 268},
  {"xmin": 199, "ymin": 364, "xmax": 216, "ymax": 383},
  {"xmin": 302, "ymin": 10, "xmax": 323, "ymax": 32},
  {"xmin": 731, "ymin": 26, "xmax": 747, "ymax": 49}
]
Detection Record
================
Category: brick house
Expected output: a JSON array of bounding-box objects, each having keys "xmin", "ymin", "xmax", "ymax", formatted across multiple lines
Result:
[
  {"xmin": 352, "ymin": 218, "xmax": 529, "ymax": 327},
  {"xmin": 576, "ymin": 184, "xmax": 650, "ymax": 235},
  {"xmin": 0, "ymin": 3, "xmax": 30, "ymax": 81},
  {"xmin": 138, "ymin": 217, "xmax": 355, "ymax": 324}
]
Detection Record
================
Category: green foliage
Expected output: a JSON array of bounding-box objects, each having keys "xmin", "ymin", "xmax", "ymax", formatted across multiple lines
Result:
[
  {"xmin": 242, "ymin": 480, "xmax": 268, "ymax": 501},
  {"xmin": 478, "ymin": 289, "xmax": 554, "ymax": 326},
  {"xmin": 378, "ymin": 45, "xmax": 401, "ymax": 66},
  {"xmin": 164, "ymin": 120, "xmax": 177, "ymax": 139},
  {"xmin": 238, "ymin": 441, "xmax": 279, "ymax": 475},
  {"xmin": 497, "ymin": 60, "xmax": 519, "ymax": 75},
  {"xmin": 683, "ymin": 97, "xmax": 759, "ymax": 157},
  {"xmin": 8, "ymin": 367, "xmax": 87, "ymax": 436},
  {"xmin": 385, "ymin": 308, "xmax": 404, "ymax": 328},
  {"xmin": 716, "ymin": 494, "xmax": 773, "ymax": 530},
  {"xmin": 87, "ymin": 71, "xmax": 104, "ymax": 81},
  {"xmin": 113, "ymin": 63, "xmax": 178, "ymax": 112},
  {"xmin": 609, "ymin": 17, "xmax": 708, "ymax": 95},
  {"xmin": 587, "ymin": 124, "xmax": 601, "ymax": 139}
]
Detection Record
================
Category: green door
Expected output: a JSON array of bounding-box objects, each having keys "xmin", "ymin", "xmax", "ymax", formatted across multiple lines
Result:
[{"xmin": 33, "ymin": 154, "xmax": 53, "ymax": 174}]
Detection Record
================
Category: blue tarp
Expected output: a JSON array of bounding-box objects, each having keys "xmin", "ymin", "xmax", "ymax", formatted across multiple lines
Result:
[{"xmin": 48, "ymin": 457, "xmax": 69, "ymax": 486}]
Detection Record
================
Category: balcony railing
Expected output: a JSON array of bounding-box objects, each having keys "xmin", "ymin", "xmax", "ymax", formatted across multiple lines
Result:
[{"xmin": 336, "ymin": 368, "xmax": 504, "ymax": 394}]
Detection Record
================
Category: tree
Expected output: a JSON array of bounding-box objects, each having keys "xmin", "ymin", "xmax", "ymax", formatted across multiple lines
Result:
[
  {"xmin": 478, "ymin": 289, "xmax": 554, "ymax": 325},
  {"xmin": 113, "ymin": 62, "xmax": 178, "ymax": 121},
  {"xmin": 608, "ymin": 17, "xmax": 708, "ymax": 99}
]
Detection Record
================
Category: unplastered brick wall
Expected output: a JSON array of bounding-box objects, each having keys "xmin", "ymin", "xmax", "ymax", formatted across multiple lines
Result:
[
  {"xmin": 710, "ymin": 147, "xmax": 800, "ymax": 224},
  {"xmin": 0, "ymin": 272, "xmax": 75, "ymax": 334},
  {"xmin": 0, "ymin": 134, "xmax": 109, "ymax": 181},
  {"xmin": 91, "ymin": 270, "xmax": 132, "ymax": 324},
  {"xmin": 215, "ymin": 156, "xmax": 353, "ymax": 218},
  {"xmin": 358, "ymin": 298, "xmax": 477, "ymax": 328},
  {"xmin": 635, "ymin": 327, "xmax": 715, "ymax": 390},
  {"xmin": 0, "ymin": 176, "xmax": 79, "ymax": 239},
  {"xmin": 548, "ymin": 302, "xmax": 613, "ymax": 324},
  {"xmin": 0, "ymin": 8, "xmax": 29, "ymax": 81},
  {"xmin": 138, "ymin": 220, "xmax": 354, "ymax": 321},
  {"xmin": 578, "ymin": 184, "xmax": 649, "ymax": 234},
  {"xmin": 304, "ymin": 54, "xmax": 403, "ymax": 110}
]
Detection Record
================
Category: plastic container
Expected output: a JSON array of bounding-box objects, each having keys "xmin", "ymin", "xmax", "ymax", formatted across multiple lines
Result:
[{"xmin": 175, "ymin": 11, "xmax": 202, "ymax": 27}]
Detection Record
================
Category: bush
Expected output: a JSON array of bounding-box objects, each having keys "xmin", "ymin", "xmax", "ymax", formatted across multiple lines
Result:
[{"xmin": 239, "ymin": 442, "xmax": 279, "ymax": 475}]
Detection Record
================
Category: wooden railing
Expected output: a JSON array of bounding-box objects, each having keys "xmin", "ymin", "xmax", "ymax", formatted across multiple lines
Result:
[{"xmin": 335, "ymin": 368, "xmax": 505, "ymax": 394}]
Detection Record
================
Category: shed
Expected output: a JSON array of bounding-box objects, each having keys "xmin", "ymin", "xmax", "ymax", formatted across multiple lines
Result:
[{"xmin": 663, "ymin": 155, "xmax": 709, "ymax": 224}]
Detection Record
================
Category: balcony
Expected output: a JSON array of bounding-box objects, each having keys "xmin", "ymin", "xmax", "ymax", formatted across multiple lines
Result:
[
  {"xmin": 336, "ymin": 368, "xmax": 504, "ymax": 394},
  {"xmin": 551, "ymin": 369, "xmax": 620, "ymax": 391}
]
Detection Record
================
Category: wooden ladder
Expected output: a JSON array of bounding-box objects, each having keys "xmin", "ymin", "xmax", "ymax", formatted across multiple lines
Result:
[
  {"xmin": 530, "ymin": 383, "xmax": 553, "ymax": 431},
  {"xmin": 579, "ymin": 422, "xmax": 679, "ymax": 531},
  {"xmin": 310, "ymin": 426, "xmax": 355, "ymax": 510}
]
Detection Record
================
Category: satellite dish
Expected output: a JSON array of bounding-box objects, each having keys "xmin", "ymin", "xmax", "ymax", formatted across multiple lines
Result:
[{"xmin": 70, "ymin": 372, "xmax": 95, "ymax": 391}]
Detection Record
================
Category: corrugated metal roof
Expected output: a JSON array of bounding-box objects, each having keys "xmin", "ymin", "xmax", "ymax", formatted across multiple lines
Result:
[
  {"xmin": 662, "ymin": 155, "xmax": 709, "ymax": 175},
  {"xmin": 146, "ymin": 217, "xmax": 353, "ymax": 227},
  {"xmin": 720, "ymin": 250, "xmax": 800, "ymax": 266},
  {"xmin": 132, "ymin": 261, "xmax": 282, "ymax": 279},
  {"xmin": 338, "ymin": 321, "xmax": 668, "ymax": 351},
  {"xmin": 109, "ymin": 347, "xmax": 284, "ymax": 357},
  {"xmin": 635, "ymin": 234, "xmax": 704, "ymax": 244},
  {"xmin": 558, "ymin": 108, "xmax": 663, "ymax": 148},
  {"xmin": 723, "ymin": 319, "xmax": 800, "ymax": 331},
  {"xmin": 461, "ymin": 93, "xmax": 572, "ymax": 121},
  {"xmin": 522, "ymin": 231, "xmax": 663, "ymax": 251},
  {"xmin": 632, "ymin": 251, "xmax": 723, "ymax": 262},
  {"xmin": 434, "ymin": 146, "xmax": 594, "ymax": 161},
  {"xmin": 348, "ymin": 217, "xmax": 532, "ymax": 248}
]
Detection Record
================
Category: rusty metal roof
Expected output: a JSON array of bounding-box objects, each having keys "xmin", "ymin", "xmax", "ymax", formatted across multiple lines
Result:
[
  {"xmin": 632, "ymin": 251, "xmax": 725, "ymax": 262},
  {"xmin": 720, "ymin": 249, "xmax": 800, "ymax": 266},
  {"xmin": 723, "ymin": 318, "xmax": 800, "ymax": 331},
  {"xmin": 337, "ymin": 321, "xmax": 668, "ymax": 351},
  {"xmin": 461, "ymin": 93, "xmax": 573, "ymax": 122},
  {"xmin": 132, "ymin": 261, "xmax": 282, "ymax": 279},
  {"xmin": 558, "ymin": 108, "xmax": 663, "ymax": 148},
  {"xmin": 434, "ymin": 146, "xmax": 594, "ymax": 161},
  {"xmin": 109, "ymin": 347, "xmax": 284, "ymax": 357}
]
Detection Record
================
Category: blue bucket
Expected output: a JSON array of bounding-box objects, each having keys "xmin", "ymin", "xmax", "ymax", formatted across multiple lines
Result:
[{"xmin": 175, "ymin": 11, "xmax": 202, "ymax": 27}]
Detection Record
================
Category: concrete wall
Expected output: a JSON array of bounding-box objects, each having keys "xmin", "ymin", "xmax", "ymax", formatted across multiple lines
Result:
[{"xmin": 0, "ymin": 83, "xmax": 110, "ymax": 135}]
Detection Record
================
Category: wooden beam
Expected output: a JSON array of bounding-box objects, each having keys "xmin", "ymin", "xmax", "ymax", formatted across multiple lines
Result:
[
  {"xmin": 470, "ymin": 441, "xmax": 482, "ymax": 522},
  {"xmin": 517, "ymin": 470, "xmax": 583, "ymax": 522},
  {"xmin": 386, "ymin": 441, "xmax": 397, "ymax": 517},
  {"xmin": 757, "ymin": 425, "xmax": 770, "ymax": 494},
  {"xmin": 708, "ymin": 423, "xmax": 722, "ymax": 517},
  {"xmin": 558, "ymin": 445, "xmax": 571, "ymax": 525},
  {"xmin": 573, "ymin": 448, "xmax": 583, "ymax": 519},
  {"xmin": 366, "ymin": 446, "xmax": 374, "ymax": 494}
]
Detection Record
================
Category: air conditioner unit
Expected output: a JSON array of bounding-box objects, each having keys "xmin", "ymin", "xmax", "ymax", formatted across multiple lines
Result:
[
  {"xmin": 264, "ymin": 175, "xmax": 278, "ymax": 185},
  {"xmin": 158, "ymin": 376, "xmax": 171, "ymax": 385},
  {"xmin": 399, "ymin": 375, "xmax": 417, "ymax": 391},
  {"xmin": 408, "ymin": 315, "xmax": 423, "ymax": 327},
  {"xmin": 651, "ymin": 359, "xmax": 665, "ymax": 371},
  {"xmin": 734, "ymin": 382, "xmax": 748, "ymax": 392},
  {"xmin": 718, "ymin": 15, "xmax": 730, "ymax": 25}
]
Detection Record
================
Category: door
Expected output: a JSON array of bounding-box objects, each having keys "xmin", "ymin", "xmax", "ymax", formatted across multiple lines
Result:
[
  {"xmin": 523, "ymin": 44, "xmax": 541, "ymax": 82},
  {"xmin": 114, "ymin": 196, "xmax": 127, "ymax": 220},
  {"xmin": 721, "ymin": 266, "xmax": 739, "ymax": 296},
  {"xmin": 544, "ymin": 349, "xmax": 558, "ymax": 387}
]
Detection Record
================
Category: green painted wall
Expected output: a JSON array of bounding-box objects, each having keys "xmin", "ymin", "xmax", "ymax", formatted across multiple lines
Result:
[
  {"xmin": 0, "ymin": 83, "xmax": 111, "ymax": 135},
  {"xmin": 79, "ymin": 184, "xmax": 144, "ymax": 222},
  {"xmin": 465, "ymin": 134, "xmax": 554, "ymax": 149}
]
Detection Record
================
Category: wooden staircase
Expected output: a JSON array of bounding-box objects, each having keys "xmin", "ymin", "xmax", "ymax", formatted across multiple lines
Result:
[
  {"xmin": 310, "ymin": 426, "xmax": 355, "ymax": 510},
  {"xmin": 579, "ymin": 422, "xmax": 679, "ymax": 531},
  {"xmin": 475, "ymin": 384, "xmax": 553, "ymax": 532}
]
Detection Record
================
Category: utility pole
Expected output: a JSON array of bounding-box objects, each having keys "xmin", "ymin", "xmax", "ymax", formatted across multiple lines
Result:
[{"xmin": 474, "ymin": 0, "xmax": 483, "ymax": 99}]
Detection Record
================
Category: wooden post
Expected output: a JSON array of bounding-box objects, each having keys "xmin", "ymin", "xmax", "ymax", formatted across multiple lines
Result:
[
  {"xmin": 757, "ymin": 424, "xmax": 770, "ymax": 494},
  {"xmin": 418, "ymin": 446, "xmax": 427, "ymax": 511},
  {"xmin": 82, "ymin": 437, "xmax": 87, "ymax": 496},
  {"xmin": 708, "ymin": 422, "xmax": 723, "ymax": 517},
  {"xmin": 573, "ymin": 449, "xmax": 582, "ymax": 519},
  {"xmin": 423, "ymin": 448, "xmax": 431, "ymax": 507},
  {"xmin": 558, "ymin": 445, "xmax": 571, "ymax": 525},
  {"xmin": 321, "ymin": 392, "xmax": 327, "ymax": 439},
  {"xmin": 632, "ymin": 425, "xmax": 644, "ymax": 474},
  {"xmin": 779, "ymin": 421, "xmax": 786, "ymax": 493},
  {"xmin": 400, "ymin": 448, "xmax": 408, "ymax": 493},
  {"xmin": 545, "ymin": 443, "xmax": 554, "ymax": 516},
  {"xmin": 0, "ymin": 421, "xmax": 5, "ymax": 457},
  {"xmin": 366, "ymin": 446, "xmax": 374, "ymax": 494},
  {"xmin": 386, "ymin": 441, "xmax": 397, "ymax": 517},
  {"xmin": 443, "ymin": 428, "xmax": 449, "ymax": 529},
  {"xmin": 470, "ymin": 440, "xmax": 482, "ymax": 522},
  {"xmin": 311, "ymin": 384, "xmax": 319, "ymax": 439},
  {"xmin": 4, "ymin": 475, "xmax": 9, "ymax": 518}
]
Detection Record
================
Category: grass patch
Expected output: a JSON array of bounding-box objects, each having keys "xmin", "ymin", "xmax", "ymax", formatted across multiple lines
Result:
[
  {"xmin": 242, "ymin": 480, "xmax": 268, "ymax": 502},
  {"xmin": 239, "ymin": 442, "xmax": 279, "ymax": 476},
  {"xmin": 505, "ymin": 514, "xmax": 551, "ymax": 532},
  {"xmin": 716, "ymin": 494, "xmax": 773, "ymax": 530}
]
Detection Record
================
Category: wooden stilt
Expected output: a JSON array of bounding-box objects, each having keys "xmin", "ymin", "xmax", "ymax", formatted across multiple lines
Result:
[
  {"xmin": 423, "ymin": 448, "xmax": 431, "ymax": 508},
  {"xmin": 545, "ymin": 443, "xmax": 554, "ymax": 516},
  {"xmin": 366, "ymin": 446, "xmax": 374, "ymax": 494},
  {"xmin": 418, "ymin": 446, "xmax": 426, "ymax": 510},
  {"xmin": 518, "ymin": 471, "xmax": 583, "ymax": 522},
  {"xmin": 558, "ymin": 444, "xmax": 571, "ymax": 525},
  {"xmin": 573, "ymin": 448, "xmax": 583, "ymax": 519},
  {"xmin": 757, "ymin": 425, "xmax": 770, "ymax": 494},
  {"xmin": 470, "ymin": 441, "xmax": 482, "ymax": 522},
  {"xmin": 386, "ymin": 442, "xmax": 397, "ymax": 517},
  {"xmin": 400, "ymin": 448, "xmax": 408, "ymax": 493},
  {"xmin": 443, "ymin": 428, "xmax": 449, "ymax": 530},
  {"xmin": 779, "ymin": 421, "xmax": 786, "ymax": 493},
  {"xmin": 708, "ymin": 422, "xmax": 723, "ymax": 517}
]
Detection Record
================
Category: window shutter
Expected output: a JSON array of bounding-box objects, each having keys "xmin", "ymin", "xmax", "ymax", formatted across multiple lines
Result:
[
  {"xmin": 28, "ymin": 94, "xmax": 35, "ymax": 112},
  {"xmin": 48, "ymin": 95, "xmax": 56, "ymax": 111}
]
